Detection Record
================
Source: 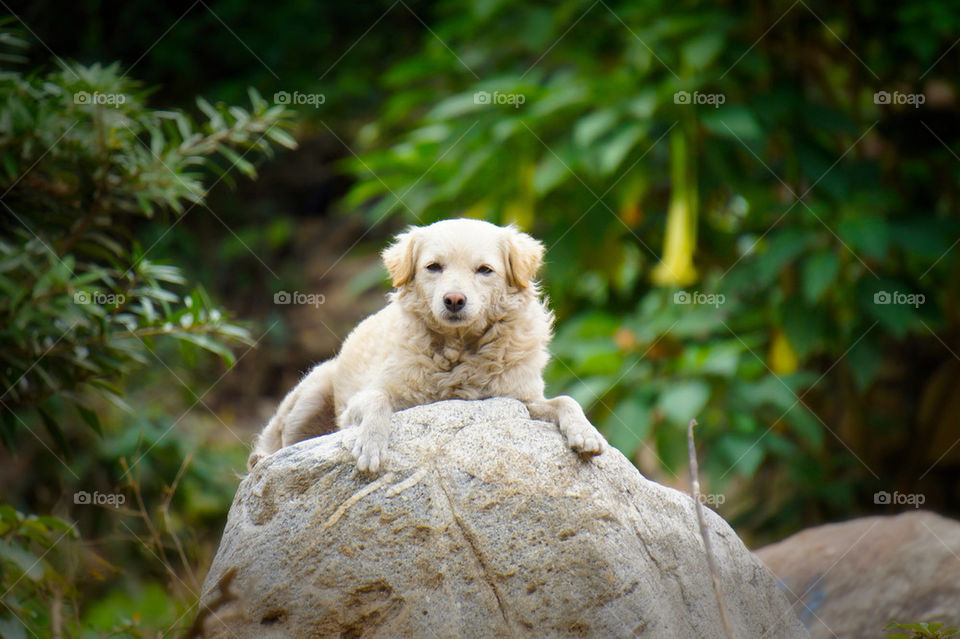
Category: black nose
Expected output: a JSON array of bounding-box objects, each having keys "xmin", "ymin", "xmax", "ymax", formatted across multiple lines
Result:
[{"xmin": 443, "ymin": 292, "xmax": 466, "ymax": 312}]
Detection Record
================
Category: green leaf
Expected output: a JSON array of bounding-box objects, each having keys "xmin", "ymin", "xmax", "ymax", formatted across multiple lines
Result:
[
  {"xmin": 427, "ymin": 92, "xmax": 485, "ymax": 120},
  {"xmin": 265, "ymin": 126, "xmax": 298, "ymax": 150},
  {"xmin": 218, "ymin": 145, "xmax": 256, "ymax": 179},
  {"xmin": 0, "ymin": 540, "xmax": 44, "ymax": 581},
  {"xmin": 782, "ymin": 299, "xmax": 822, "ymax": 359},
  {"xmin": 596, "ymin": 123, "xmax": 645, "ymax": 175},
  {"xmin": 37, "ymin": 407, "xmax": 69, "ymax": 457},
  {"xmin": 75, "ymin": 403, "xmax": 103, "ymax": 436},
  {"xmin": 0, "ymin": 504, "xmax": 19, "ymax": 523},
  {"xmin": 837, "ymin": 215, "xmax": 889, "ymax": 260},
  {"xmin": 573, "ymin": 109, "xmax": 619, "ymax": 148},
  {"xmin": 802, "ymin": 251, "xmax": 839, "ymax": 304},
  {"xmin": 702, "ymin": 106, "xmax": 763, "ymax": 140},
  {"xmin": 657, "ymin": 380, "xmax": 711, "ymax": 425},
  {"xmin": 784, "ymin": 403, "xmax": 823, "ymax": 448},
  {"xmin": 626, "ymin": 89, "xmax": 658, "ymax": 119},
  {"xmin": 35, "ymin": 516, "xmax": 76, "ymax": 536},
  {"xmin": 698, "ymin": 341, "xmax": 742, "ymax": 376},
  {"xmin": 753, "ymin": 228, "xmax": 817, "ymax": 286},
  {"xmin": 717, "ymin": 434, "xmax": 765, "ymax": 478},
  {"xmin": 533, "ymin": 152, "xmax": 571, "ymax": 196},
  {"xmin": 173, "ymin": 332, "xmax": 236, "ymax": 366},
  {"xmin": 196, "ymin": 96, "xmax": 224, "ymax": 128},
  {"xmin": 681, "ymin": 32, "xmax": 725, "ymax": 70}
]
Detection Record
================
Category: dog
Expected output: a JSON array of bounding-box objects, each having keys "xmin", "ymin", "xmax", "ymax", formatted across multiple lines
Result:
[{"xmin": 248, "ymin": 218, "xmax": 606, "ymax": 472}]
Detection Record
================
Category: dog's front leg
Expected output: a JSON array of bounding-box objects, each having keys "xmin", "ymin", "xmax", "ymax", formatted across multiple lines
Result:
[
  {"xmin": 340, "ymin": 389, "xmax": 393, "ymax": 472},
  {"xmin": 526, "ymin": 395, "xmax": 606, "ymax": 455}
]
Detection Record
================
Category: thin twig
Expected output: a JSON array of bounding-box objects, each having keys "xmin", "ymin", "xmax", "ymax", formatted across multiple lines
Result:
[
  {"xmin": 120, "ymin": 457, "xmax": 172, "ymax": 571},
  {"xmin": 162, "ymin": 450, "xmax": 199, "ymax": 591},
  {"xmin": 687, "ymin": 418, "xmax": 734, "ymax": 639},
  {"xmin": 51, "ymin": 583, "xmax": 63, "ymax": 639}
]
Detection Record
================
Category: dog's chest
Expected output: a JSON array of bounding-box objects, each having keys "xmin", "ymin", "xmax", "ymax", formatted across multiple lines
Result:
[{"xmin": 398, "ymin": 340, "xmax": 511, "ymax": 404}]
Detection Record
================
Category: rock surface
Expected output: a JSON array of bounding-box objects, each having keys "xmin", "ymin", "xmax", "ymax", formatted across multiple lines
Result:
[
  {"xmin": 756, "ymin": 511, "xmax": 960, "ymax": 639},
  {"xmin": 199, "ymin": 398, "xmax": 807, "ymax": 638}
]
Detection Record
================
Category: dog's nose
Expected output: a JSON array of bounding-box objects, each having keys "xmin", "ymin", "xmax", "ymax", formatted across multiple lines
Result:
[{"xmin": 443, "ymin": 292, "xmax": 466, "ymax": 312}]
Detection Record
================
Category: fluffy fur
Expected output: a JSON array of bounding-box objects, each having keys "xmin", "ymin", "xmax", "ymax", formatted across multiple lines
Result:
[{"xmin": 249, "ymin": 218, "xmax": 606, "ymax": 472}]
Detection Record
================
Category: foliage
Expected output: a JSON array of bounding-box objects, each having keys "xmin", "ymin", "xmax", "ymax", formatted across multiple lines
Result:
[
  {"xmin": 0, "ymin": 47, "xmax": 296, "ymax": 450},
  {"xmin": 341, "ymin": 0, "xmax": 960, "ymax": 535},
  {"xmin": 0, "ymin": 505, "xmax": 77, "ymax": 637},
  {"xmin": 888, "ymin": 621, "xmax": 960, "ymax": 639},
  {"xmin": 0, "ymin": 25, "xmax": 295, "ymax": 634}
]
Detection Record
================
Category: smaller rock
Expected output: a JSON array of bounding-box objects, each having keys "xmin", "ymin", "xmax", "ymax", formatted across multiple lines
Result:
[{"xmin": 756, "ymin": 511, "xmax": 960, "ymax": 639}]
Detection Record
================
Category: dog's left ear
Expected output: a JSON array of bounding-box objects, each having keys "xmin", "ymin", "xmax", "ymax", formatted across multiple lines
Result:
[
  {"xmin": 503, "ymin": 228, "xmax": 545, "ymax": 289},
  {"xmin": 382, "ymin": 228, "xmax": 419, "ymax": 287}
]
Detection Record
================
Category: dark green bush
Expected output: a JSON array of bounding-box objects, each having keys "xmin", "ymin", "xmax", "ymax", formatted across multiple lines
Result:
[{"xmin": 0, "ymin": 26, "xmax": 295, "ymax": 633}]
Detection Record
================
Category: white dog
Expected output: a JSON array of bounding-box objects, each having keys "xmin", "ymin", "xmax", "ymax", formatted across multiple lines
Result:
[{"xmin": 249, "ymin": 218, "xmax": 606, "ymax": 472}]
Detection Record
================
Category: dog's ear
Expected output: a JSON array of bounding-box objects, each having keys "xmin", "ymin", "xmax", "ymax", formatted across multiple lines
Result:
[
  {"xmin": 503, "ymin": 228, "xmax": 545, "ymax": 289},
  {"xmin": 382, "ymin": 228, "xmax": 419, "ymax": 287}
]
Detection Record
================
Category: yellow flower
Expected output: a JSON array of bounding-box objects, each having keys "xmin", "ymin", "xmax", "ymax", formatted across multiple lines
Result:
[
  {"xmin": 768, "ymin": 331, "xmax": 799, "ymax": 376},
  {"xmin": 652, "ymin": 125, "xmax": 698, "ymax": 286}
]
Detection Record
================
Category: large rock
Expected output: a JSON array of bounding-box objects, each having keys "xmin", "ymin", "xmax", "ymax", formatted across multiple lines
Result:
[
  {"xmin": 756, "ymin": 511, "xmax": 960, "ymax": 639},
  {"xmin": 198, "ymin": 398, "xmax": 807, "ymax": 638}
]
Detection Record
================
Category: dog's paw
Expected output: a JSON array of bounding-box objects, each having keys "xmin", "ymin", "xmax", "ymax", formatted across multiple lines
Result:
[
  {"xmin": 247, "ymin": 452, "xmax": 264, "ymax": 471},
  {"xmin": 350, "ymin": 432, "xmax": 387, "ymax": 472},
  {"xmin": 563, "ymin": 420, "xmax": 606, "ymax": 456}
]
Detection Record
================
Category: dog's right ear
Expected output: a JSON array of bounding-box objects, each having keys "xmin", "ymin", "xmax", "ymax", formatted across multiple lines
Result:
[
  {"xmin": 503, "ymin": 228, "xmax": 545, "ymax": 289},
  {"xmin": 382, "ymin": 228, "xmax": 419, "ymax": 287}
]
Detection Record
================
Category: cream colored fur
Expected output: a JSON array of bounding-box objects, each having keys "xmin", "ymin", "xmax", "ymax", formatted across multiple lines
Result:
[{"xmin": 249, "ymin": 218, "xmax": 606, "ymax": 472}]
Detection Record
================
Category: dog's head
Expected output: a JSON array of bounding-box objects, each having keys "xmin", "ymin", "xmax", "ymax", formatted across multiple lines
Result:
[{"xmin": 382, "ymin": 218, "xmax": 544, "ymax": 332}]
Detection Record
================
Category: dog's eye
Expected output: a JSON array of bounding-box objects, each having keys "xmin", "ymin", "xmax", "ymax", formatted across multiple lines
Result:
[
  {"xmin": 425, "ymin": 263, "xmax": 443, "ymax": 273},
  {"xmin": 476, "ymin": 265, "xmax": 494, "ymax": 275}
]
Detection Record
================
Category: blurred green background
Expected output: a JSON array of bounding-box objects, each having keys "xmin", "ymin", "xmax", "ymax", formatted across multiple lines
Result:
[{"xmin": 2, "ymin": 0, "xmax": 959, "ymax": 634}]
